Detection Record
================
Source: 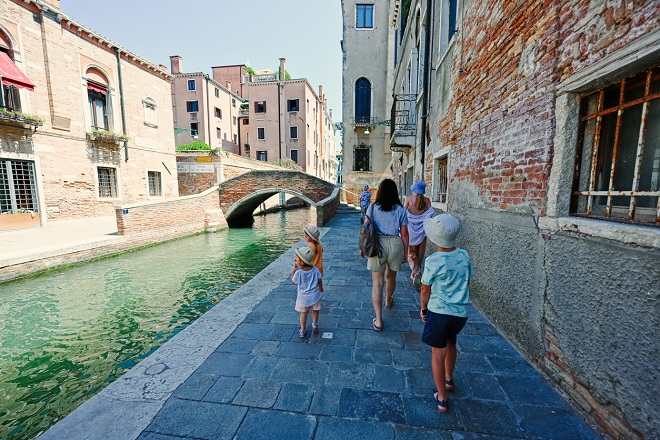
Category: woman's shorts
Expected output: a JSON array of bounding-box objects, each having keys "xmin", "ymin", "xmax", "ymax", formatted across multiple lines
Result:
[
  {"xmin": 422, "ymin": 311, "xmax": 467, "ymax": 348},
  {"xmin": 367, "ymin": 235, "xmax": 404, "ymax": 272},
  {"xmin": 295, "ymin": 299, "xmax": 323, "ymax": 313}
]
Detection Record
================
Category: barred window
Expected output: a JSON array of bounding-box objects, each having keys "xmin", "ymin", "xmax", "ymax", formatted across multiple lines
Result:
[
  {"xmin": 98, "ymin": 166, "xmax": 118, "ymax": 198},
  {"xmin": 0, "ymin": 159, "xmax": 38, "ymax": 213},
  {"xmin": 572, "ymin": 67, "xmax": 659, "ymax": 226},
  {"xmin": 435, "ymin": 156, "xmax": 448, "ymax": 203},
  {"xmin": 148, "ymin": 171, "xmax": 162, "ymax": 197},
  {"xmin": 353, "ymin": 143, "xmax": 371, "ymax": 171}
]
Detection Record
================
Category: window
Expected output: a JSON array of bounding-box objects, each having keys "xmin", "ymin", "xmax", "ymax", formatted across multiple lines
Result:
[
  {"xmin": 0, "ymin": 159, "xmax": 38, "ymax": 214},
  {"xmin": 1, "ymin": 83, "xmax": 21, "ymax": 111},
  {"xmin": 353, "ymin": 143, "xmax": 371, "ymax": 171},
  {"xmin": 233, "ymin": 116, "xmax": 237, "ymax": 125},
  {"xmin": 307, "ymin": 124, "xmax": 310, "ymax": 138},
  {"xmin": 290, "ymin": 126, "xmax": 298, "ymax": 139},
  {"xmin": 255, "ymin": 101, "xmax": 266, "ymax": 113},
  {"xmin": 88, "ymin": 83, "xmax": 108, "ymax": 130},
  {"xmin": 571, "ymin": 67, "xmax": 659, "ymax": 226},
  {"xmin": 190, "ymin": 122, "xmax": 199, "ymax": 137},
  {"xmin": 215, "ymin": 88, "xmax": 219, "ymax": 98},
  {"xmin": 435, "ymin": 156, "xmax": 448, "ymax": 203},
  {"xmin": 356, "ymin": 4, "xmax": 374, "ymax": 28},
  {"xmin": 148, "ymin": 171, "xmax": 162, "ymax": 197},
  {"xmin": 257, "ymin": 151, "xmax": 267, "ymax": 161},
  {"xmin": 438, "ymin": 0, "xmax": 459, "ymax": 56},
  {"xmin": 448, "ymin": 0, "xmax": 458, "ymax": 41},
  {"xmin": 355, "ymin": 77, "xmax": 371, "ymax": 124},
  {"xmin": 290, "ymin": 149, "xmax": 298, "ymax": 164},
  {"xmin": 97, "ymin": 166, "xmax": 118, "ymax": 198},
  {"xmin": 307, "ymin": 99, "xmax": 309, "ymax": 112},
  {"xmin": 187, "ymin": 79, "xmax": 196, "ymax": 91},
  {"xmin": 143, "ymin": 98, "xmax": 157, "ymax": 127},
  {"xmin": 288, "ymin": 99, "xmax": 299, "ymax": 112},
  {"xmin": 215, "ymin": 107, "xmax": 222, "ymax": 118},
  {"xmin": 217, "ymin": 127, "xmax": 222, "ymax": 139},
  {"xmin": 243, "ymin": 119, "xmax": 249, "ymax": 125},
  {"xmin": 232, "ymin": 99, "xmax": 236, "ymax": 107},
  {"xmin": 186, "ymin": 101, "xmax": 198, "ymax": 113},
  {"xmin": 233, "ymin": 134, "xmax": 237, "ymax": 144},
  {"xmin": 257, "ymin": 127, "xmax": 265, "ymax": 140}
]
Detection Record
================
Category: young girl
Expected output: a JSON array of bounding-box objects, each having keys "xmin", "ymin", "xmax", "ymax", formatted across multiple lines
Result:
[
  {"xmin": 291, "ymin": 246, "xmax": 323, "ymax": 338},
  {"xmin": 404, "ymin": 180, "xmax": 435, "ymax": 290},
  {"xmin": 303, "ymin": 225, "xmax": 324, "ymax": 281}
]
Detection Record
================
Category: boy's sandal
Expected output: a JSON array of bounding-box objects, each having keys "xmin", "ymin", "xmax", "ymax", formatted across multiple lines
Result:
[
  {"xmin": 445, "ymin": 379, "xmax": 455, "ymax": 392},
  {"xmin": 299, "ymin": 329, "xmax": 306, "ymax": 339},
  {"xmin": 434, "ymin": 392, "xmax": 448, "ymax": 414},
  {"xmin": 372, "ymin": 318, "xmax": 383, "ymax": 332}
]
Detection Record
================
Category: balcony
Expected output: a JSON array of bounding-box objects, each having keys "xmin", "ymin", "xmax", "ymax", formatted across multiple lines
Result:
[
  {"xmin": 350, "ymin": 116, "xmax": 375, "ymax": 128},
  {"xmin": 389, "ymin": 94, "xmax": 417, "ymax": 153},
  {"xmin": 87, "ymin": 129, "xmax": 129, "ymax": 145}
]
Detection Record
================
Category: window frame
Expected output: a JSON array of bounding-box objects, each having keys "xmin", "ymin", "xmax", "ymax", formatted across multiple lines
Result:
[
  {"xmin": 255, "ymin": 101, "xmax": 266, "ymax": 113},
  {"xmin": 97, "ymin": 166, "xmax": 119, "ymax": 199},
  {"xmin": 257, "ymin": 150, "xmax": 267, "ymax": 161},
  {"xmin": 290, "ymin": 126, "xmax": 298, "ymax": 140},
  {"xmin": 147, "ymin": 170, "xmax": 162, "ymax": 197},
  {"xmin": 290, "ymin": 149, "xmax": 299, "ymax": 164},
  {"xmin": 88, "ymin": 87, "xmax": 108, "ymax": 131},
  {"xmin": 354, "ymin": 77, "xmax": 372, "ymax": 124},
  {"xmin": 215, "ymin": 107, "xmax": 222, "ymax": 118},
  {"xmin": 257, "ymin": 127, "xmax": 265, "ymax": 140},
  {"xmin": 0, "ymin": 158, "xmax": 39, "ymax": 214},
  {"xmin": 353, "ymin": 143, "xmax": 372, "ymax": 172},
  {"xmin": 356, "ymin": 4, "xmax": 374, "ymax": 29},
  {"xmin": 190, "ymin": 122, "xmax": 199, "ymax": 137},
  {"xmin": 143, "ymin": 98, "xmax": 157, "ymax": 128},
  {"xmin": 186, "ymin": 100, "xmax": 199, "ymax": 113},
  {"xmin": 187, "ymin": 79, "xmax": 196, "ymax": 91},
  {"xmin": 287, "ymin": 99, "xmax": 300, "ymax": 112}
]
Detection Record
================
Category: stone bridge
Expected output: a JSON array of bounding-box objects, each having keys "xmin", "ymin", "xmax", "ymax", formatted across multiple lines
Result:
[{"xmin": 218, "ymin": 170, "xmax": 340, "ymax": 227}]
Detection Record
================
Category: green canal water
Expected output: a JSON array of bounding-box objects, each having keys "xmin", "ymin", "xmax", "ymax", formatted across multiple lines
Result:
[{"xmin": 0, "ymin": 208, "xmax": 317, "ymax": 439}]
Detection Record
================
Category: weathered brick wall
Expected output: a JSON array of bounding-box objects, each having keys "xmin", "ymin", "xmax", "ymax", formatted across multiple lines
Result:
[
  {"xmin": 115, "ymin": 187, "xmax": 227, "ymax": 243},
  {"xmin": 0, "ymin": 1, "xmax": 177, "ymax": 222}
]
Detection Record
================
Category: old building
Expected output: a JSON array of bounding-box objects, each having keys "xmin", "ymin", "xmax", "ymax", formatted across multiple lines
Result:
[
  {"xmin": 0, "ymin": 0, "xmax": 177, "ymax": 230},
  {"xmin": 382, "ymin": 0, "xmax": 658, "ymax": 438},
  {"xmin": 340, "ymin": 1, "xmax": 397, "ymax": 204},
  {"xmin": 170, "ymin": 55, "xmax": 246, "ymax": 155}
]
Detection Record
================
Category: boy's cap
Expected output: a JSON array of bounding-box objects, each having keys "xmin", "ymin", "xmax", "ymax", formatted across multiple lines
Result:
[
  {"xmin": 304, "ymin": 225, "xmax": 320, "ymax": 242},
  {"xmin": 363, "ymin": 184, "xmax": 369, "ymax": 190},
  {"xmin": 296, "ymin": 246, "xmax": 315, "ymax": 265},
  {"xmin": 410, "ymin": 180, "xmax": 426, "ymax": 195},
  {"xmin": 424, "ymin": 214, "xmax": 460, "ymax": 248}
]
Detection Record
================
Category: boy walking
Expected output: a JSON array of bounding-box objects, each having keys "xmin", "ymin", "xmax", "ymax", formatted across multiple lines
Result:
[{"xmin": 419, "ymin": 214, "xmax": 473, "ymax": 414}]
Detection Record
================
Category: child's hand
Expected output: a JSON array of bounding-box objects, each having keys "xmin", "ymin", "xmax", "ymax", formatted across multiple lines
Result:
[{"xmin": 319, "ymin": 286, "xmax": 324, "ymax": 293}]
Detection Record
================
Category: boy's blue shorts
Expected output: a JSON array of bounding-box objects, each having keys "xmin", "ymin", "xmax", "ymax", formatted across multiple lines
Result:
[{"xmin": 422, "ymin": 311, "xmax": 467, "ymax": 348}]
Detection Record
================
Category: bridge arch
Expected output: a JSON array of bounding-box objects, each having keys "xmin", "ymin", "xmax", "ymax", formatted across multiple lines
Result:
[{"xmin": 218, "ymin": 170, "xmax": 339, "ymax": 227}]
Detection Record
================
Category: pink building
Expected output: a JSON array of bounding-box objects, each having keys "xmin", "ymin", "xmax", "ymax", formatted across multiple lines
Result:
[{"xmin": 170, "ymin": 56, "xmax": 246, "ymax": 154}]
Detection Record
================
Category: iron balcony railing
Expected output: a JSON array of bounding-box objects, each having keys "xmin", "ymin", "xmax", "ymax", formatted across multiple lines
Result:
[{"xmin": 390, "ymin": 94, "xmax": 417, "ymax": 138}]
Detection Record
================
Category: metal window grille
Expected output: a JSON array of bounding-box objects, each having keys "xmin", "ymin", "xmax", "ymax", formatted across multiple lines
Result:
[
  {"xmin": 353, "ymin": 143, "xmax": 371, "ymax": 171},
  {"xmin": 148, "ymin": 171, "xmax": 162, "ymax": 197},
  {"xmin": 571, "ymin": 66, "xmax": 659, "ymax": 225},
  {"xmin": 0, "ymin": 159, "xmax": 38, "ymax": 213},
  {"xmin": 436, "ymin": 157, "xmax": 448, "ymax": 203},
  {"xmin": 98, "ymin": 167, "xmax": 118, "ymax": 198}
]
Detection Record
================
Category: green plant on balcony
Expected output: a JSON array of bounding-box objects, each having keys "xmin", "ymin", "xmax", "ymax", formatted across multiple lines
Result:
[
  {"xmin": 89, "ymin": 129, "xmax": 129, "ymax": 142},
  {"xmin": 176, "ymin": 140, "xmax": 219, "ymax": 155},
  {"xmin": 276, "ymin": 158, "xmax": 302, "ymax": 170},
  {"xmin": 0, "ymin": 107, "xmax": 44, "ymax": 127}
]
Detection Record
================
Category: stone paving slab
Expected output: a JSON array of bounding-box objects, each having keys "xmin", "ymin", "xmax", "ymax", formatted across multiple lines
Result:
[{"xmin": 43, "ymin": 213, "xmax": 602, "ymax": 439}]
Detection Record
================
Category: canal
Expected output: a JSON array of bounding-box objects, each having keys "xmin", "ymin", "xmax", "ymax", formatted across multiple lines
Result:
[{"xmin": 0, "ymin": 208, "xmax": 317, "ymax": 439}]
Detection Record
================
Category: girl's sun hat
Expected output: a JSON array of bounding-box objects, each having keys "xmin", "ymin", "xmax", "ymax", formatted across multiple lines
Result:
[
  {"xmin": 410, "ymin": 180, "xmax": 427, "ymax": 195},
  {"xmin": 295, "ymin": 246, "xmax": 315, "ymax": 265},
  {"xmin": 304, "ymin": 225, "xmax": 321, "ymax": 242},
  {"xmin": 423, "ymin": 214, "xmax": 461, "ymax": 248}
]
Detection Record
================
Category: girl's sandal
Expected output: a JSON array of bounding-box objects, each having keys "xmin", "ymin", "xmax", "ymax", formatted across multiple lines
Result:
[
  {"xmin": 445, "ymin": 379, "xmax": 455, "ymax": 392},
  {"xmin": 434, "ymin": 392, "xmax": 448, "ymax": 414}
]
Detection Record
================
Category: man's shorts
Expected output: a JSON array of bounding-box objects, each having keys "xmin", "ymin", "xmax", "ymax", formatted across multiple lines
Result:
[
  {"xmin": 295, "ymin": 299, "xmax": 323, "ymax": 313},
  {"xmin": 422, "ymin": 311, "xmax": 468, "ymax": 348},
  {"xmin": 367, "ymin": 235, "xmax": 404, "ymax": 272}
]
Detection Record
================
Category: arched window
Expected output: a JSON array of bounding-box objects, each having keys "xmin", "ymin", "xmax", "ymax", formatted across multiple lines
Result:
[
  {"xmin": 86, "ymin": 67, "xmax": 110, "ymax": 131},
  {"xmin": 354, "ymin": 78, "xmax": 371, "ymax": 124},
  {"xmin": 143, "ymin": 97, "xmax": 157, "ymax": 127}
]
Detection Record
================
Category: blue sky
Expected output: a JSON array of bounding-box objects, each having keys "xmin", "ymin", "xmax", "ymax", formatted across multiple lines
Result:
[{"xmin": 62, "ymin": 0, "xmax": 344, "ymax": 122}]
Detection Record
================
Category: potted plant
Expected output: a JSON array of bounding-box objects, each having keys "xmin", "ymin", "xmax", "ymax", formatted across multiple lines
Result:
[{"xmin": 0, "ymin": 208, "xmax": 41, "ymax": 231}]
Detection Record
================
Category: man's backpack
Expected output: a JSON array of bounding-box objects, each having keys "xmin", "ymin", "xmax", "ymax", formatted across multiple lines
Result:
[{"xmin": 359, "ymin": 217, "xmax": 380, "ymax": 258}]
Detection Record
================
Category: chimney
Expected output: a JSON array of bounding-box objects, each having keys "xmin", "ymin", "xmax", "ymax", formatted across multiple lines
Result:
[
  {"xmin": 319, "ymin": 85, "xmax": 324, "ymax": 102},
  {"xmin": 170, "ymin": 55, "xmax": 182, "ymax": 75},
  {"xmin": 279, "ymin": 57, "xmax": 286, "ymax": 81}
]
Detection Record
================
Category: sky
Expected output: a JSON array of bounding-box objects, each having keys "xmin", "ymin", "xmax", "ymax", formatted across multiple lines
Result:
[{"xmin": 61, "ymin": 0, "xmax": 344, "ymax": 122}]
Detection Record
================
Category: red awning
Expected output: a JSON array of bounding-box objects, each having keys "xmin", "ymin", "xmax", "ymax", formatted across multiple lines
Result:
[
  {"xmin": 87, "ymin": 81, "xmax": 107, "ymax": 95},
  {"xmin": 0, "ymin": 51, "xmax": 34, "ymax": 91}
]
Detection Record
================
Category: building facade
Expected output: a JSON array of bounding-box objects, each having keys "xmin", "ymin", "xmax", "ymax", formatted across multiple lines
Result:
[
  {"xmin": 0, "ymin": 0, "xmax": 178, "ymax": 229},
  {"xmin": 170, "ymin": 56, "xmax": 246, "ymax": 155},
  {"xmin": 383, "ymin": 0, "xmax": 659, "ymax": 438},
  {"xmin": 340, "ymin": 1, "xmax": 397, "ymax": 204}
]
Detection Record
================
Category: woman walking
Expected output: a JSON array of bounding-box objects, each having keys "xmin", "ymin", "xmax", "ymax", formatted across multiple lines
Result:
[
  {"xmin": 360, "ymin": 179, "xmax": 409, "ymax": 331},
  {"xmin": 404, "ymin": 180, "xmax": 435, "ymax": 290}
]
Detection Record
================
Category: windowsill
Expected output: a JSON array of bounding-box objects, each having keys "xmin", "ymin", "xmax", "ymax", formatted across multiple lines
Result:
[
  {"xmin": 144, "ymin": 122, "xmax": 158, "ymax": 128},
  {"xmin": 538, "ymin": 216, "xmax": 659, "ymax": 249},
  {"xmin": 435, "ymin": 37, "xmax": 457, "ymax": 71}
]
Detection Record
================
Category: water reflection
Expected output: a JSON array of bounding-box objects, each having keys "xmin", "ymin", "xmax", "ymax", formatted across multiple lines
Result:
[{"xmin": 0, "ymin": 207, "xmax": 316, "ymax": 439}]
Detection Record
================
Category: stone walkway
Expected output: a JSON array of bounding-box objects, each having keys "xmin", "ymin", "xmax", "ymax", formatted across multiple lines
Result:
[{"xmin": 43, "ymin": 212, "xmax": 601, "ymax": 439}]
